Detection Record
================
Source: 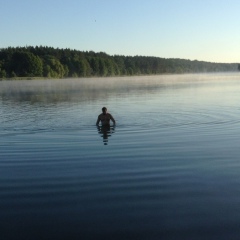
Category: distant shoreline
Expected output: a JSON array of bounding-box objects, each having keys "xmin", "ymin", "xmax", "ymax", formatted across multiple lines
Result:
[{"xmin": 0, "ymin": 46, "xmax": 238, "ymax": 80}]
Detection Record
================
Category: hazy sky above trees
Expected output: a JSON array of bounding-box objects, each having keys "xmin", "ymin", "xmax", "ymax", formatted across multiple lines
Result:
[{"xmin": 1, "ymin": 0, "xmax": 239, "ymax": 63}]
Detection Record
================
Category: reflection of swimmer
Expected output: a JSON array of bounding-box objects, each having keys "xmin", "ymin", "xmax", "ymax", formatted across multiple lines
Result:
[
  {"xmin": 97, "ymin": 125, "xmax": 115, "ymax": 145},
  {"xmin": 96, "ymin": 107, "xmax": 116, "ymax": 127}
]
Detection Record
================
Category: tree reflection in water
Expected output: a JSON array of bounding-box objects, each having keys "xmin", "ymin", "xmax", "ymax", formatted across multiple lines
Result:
[{"xmin": 97, "ymin": 125, "xmax": 115, "ymax": 145}]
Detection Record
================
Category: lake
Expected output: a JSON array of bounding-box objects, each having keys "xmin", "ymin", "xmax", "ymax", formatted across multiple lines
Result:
[{"xmin": 1, "ymin": 73, "xmax": 240, "ymax": 240}]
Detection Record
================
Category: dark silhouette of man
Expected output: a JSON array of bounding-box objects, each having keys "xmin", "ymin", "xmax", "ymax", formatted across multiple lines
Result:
[{"xmin": 96, "ymin": 107, "xmax": 116, "ymax": 126}]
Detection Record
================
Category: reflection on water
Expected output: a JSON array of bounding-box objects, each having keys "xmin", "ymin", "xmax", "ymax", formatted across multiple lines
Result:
[{"xmin": 97, "ymin": 125, "xmax": 115, "ymax": 145}]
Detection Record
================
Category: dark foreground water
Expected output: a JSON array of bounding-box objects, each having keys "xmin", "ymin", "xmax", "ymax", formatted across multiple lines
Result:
[{"xmin": 1, "ymin": 73, "xmax": 240, "ymax": 240}]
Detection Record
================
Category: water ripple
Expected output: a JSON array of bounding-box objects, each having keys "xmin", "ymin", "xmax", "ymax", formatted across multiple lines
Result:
[{"xmin": 1, "ymin": 75, "xmax": 240, "ymax": 240}]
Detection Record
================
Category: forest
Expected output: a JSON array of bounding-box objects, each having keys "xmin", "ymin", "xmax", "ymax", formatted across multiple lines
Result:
[{"xmin": 0, "ymin": 46, "xmax": 238, "ymax": 79}]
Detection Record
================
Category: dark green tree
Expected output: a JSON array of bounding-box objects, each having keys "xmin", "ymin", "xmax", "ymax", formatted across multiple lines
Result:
[
  {"xmin": 43, "ymin": 55, "xmax": 65, "ymax": 78},
  {"xmin": 90, "ymin": 57, "xmax": 100, "ymax": 76},
  {"xmin": 99, "ymin": 58, "xmax": 107, "ymax": 76},
  {"xmin": 0, "ymin": 69, "xmax": 6, "ymax": 78},
  {"xmin": 0, "ymin": 62, "xmax": 7, "ymax": 78},
  {"xmin": 9, "ymin": 51, "xmax": 43, "ymax": 77},
  {"xmin": 105, "ymin": 59, "xmax": 115, "ymax": 76}
]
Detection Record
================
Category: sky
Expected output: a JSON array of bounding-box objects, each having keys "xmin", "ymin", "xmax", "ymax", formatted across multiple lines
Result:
[{"xmin": 1, "ymin": 0, "xmax": 240, "ymax": 63}]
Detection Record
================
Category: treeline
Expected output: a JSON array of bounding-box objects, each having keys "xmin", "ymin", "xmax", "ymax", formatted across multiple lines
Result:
[{"xmin": 0, "ymin": 46, "xmax": 238, "ymax": 78}]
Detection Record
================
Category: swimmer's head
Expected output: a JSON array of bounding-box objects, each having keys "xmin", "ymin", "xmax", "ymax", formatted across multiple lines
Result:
[{"xmin": 102, "ymin": 107, "xmax": 107, "ymax": 114}]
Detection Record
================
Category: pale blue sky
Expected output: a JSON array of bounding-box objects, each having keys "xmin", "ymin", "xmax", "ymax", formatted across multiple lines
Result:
[{"xmin": 1, "ymin": 0, "xmax": 240, "ymax": 63}]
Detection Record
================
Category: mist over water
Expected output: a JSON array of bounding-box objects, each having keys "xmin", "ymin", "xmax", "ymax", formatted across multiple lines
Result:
[{"xmin": 1, "ymin": 73, "xmax": 240, "ymax": 240}]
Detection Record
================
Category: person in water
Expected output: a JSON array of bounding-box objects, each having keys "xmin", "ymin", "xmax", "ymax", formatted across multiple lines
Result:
[{"xmin": 96, "ymin": 107, "xmax": 116, "ymax": 126}]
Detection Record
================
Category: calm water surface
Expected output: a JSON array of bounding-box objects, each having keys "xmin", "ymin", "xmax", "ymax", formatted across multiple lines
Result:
[{"xmin": 1, "ymin": 73, "xmax": 240, "ymax": 240}]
